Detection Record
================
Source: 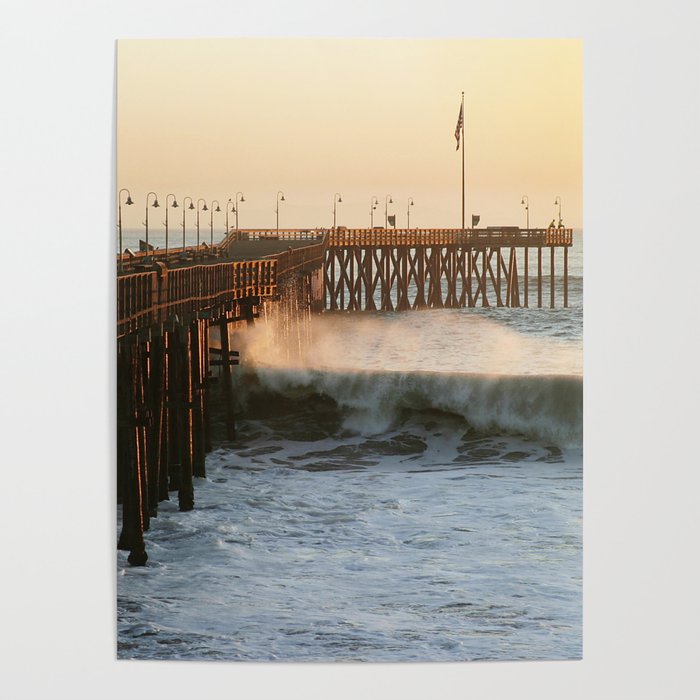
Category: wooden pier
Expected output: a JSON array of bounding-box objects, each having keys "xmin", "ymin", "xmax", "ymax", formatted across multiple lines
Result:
[
  {"xmin": 117, "ymin": 226, "xmax": 573, "ymax": 564},
  {"xmin": 324, "ymin": 227, "xmax": 572, "ymax": 311}
]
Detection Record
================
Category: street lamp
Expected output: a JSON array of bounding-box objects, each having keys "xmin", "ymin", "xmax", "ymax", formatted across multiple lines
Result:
[
  {"xmin": 407, "ymin": 197, "xmax": 414, "ymax": 230},
  {"xmin": 144, "ymin": 192, "xmax": 160, "ymax": 259},
  {"xmin": 384, "ymin": 194, "xmax": 393, "ymax": 229},
  {"xmin": 276, "ymin": 191, "xmax": 285, "ymax": 232},
  {"xmin": 209, "ymin": 200, "xmax": 222, "ymax": 252},
  {"xmin": 333, "ymin": 193, "xmax": 342, "ymax": 229},
  {"xmin": 235, "ymin": 192, "xmax": 245, "ymax": 230},
  {"xmin": 164, "ymin": 193, "xmax": 178, "ymax": 259},
  {"xmin": 181, "ymin": 197, "xmax": 195, "ymax": 251},
  {"xmin": 118, "ymin": 188, "xmax": 133, "ymax": 272},
  {"xmin": 196, "ymin": 198, "xmax": 208, "ymax": 253},
  {"xmin": 370, "ymin": 196, "xmax": 379, "ymax": 228},
  {"xmin": 554, "ymin": 196, "xmax": 562, "ymax": 227},
  {"xmin": 521, "ymin": 195, "xmax": 529, "ymax": 231},
  {"xmin": 225, "ymin": 199, "xmax": 235, "ymax": 233}
]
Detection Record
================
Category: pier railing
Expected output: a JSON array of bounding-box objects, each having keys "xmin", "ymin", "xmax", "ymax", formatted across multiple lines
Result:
[
  {"xmin": 217, "ymin": 227, "xmax": 573, "ymax": 248},
  {"xmin": 117, "ymin": 259, "xmax": 277, "ymax": 337},
  {"xmin": 326, "ymin": 228, "xmax": 573, "ymax": 248},
  {"xmin": 218, "ymin": 228, "xmax": 324, "ymax": 252},
  {"xmin": 118, "ymin": 243, "xmax": 229, "ymax": 275},
  {"xmin": 269, "ymin": 240, "xmax": 327, "ymax": 277}
]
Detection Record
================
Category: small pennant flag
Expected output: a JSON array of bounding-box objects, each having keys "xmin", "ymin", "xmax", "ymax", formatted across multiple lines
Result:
[
  {"xmin": 455, "ymin": 102, "xmax": 463, "ymax": 150},
  {"xmin": 472, "ymin": 214, "xmax": 480, "ymax": 227},
  {"xmin": 388, "ymin": 214, "xmax": 396, "ymax": 228}
]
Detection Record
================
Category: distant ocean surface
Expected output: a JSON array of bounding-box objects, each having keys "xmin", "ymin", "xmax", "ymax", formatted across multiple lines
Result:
[{"xmin": 117, "ymin": 232, "xmax": 583, "ymax": 661}]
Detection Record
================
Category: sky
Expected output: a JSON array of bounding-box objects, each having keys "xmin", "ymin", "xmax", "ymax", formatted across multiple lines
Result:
[{"xmin": 117, "ymin": 38, "xmax": 582, "ymax": 232}]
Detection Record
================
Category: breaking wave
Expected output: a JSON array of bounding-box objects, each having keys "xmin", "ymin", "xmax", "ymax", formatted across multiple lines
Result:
[{"xmin": 234, "ymin": 367, "xmax": 582, "ymax": 449}]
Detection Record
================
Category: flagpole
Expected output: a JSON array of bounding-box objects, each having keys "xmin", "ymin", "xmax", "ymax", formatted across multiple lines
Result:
[{"xmin": 461, "ymin": 91, "xmax": 465, "ymax": 231}]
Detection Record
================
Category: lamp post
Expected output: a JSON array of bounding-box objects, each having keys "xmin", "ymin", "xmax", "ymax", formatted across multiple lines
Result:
[
  {"xmin": 407, "ymin": 197, "xmax": 414, "ymax": 230},
  {"xmin": 276, "ymin": 191, "xmax": 285, "ymax": 232},
  {"xmin": 144, "ymin": 192, "xmax": 160, "ymax": 260},
  {"xmin": 554, "ymin": 196, "xmax": 562, "ymax": 227},
  {"xmin": 118, "ymin": 188, "xmax": 133, "ymax": 272},
  {"xmin": 196, "ymin": 198, "xmax": 208, "ymax": 254},
  {"xmin": 209, "ymin": 200, "xmax": 222, "ymax": 252},
  {"xmin": 235, "ymin": 192, "xmax": 245, "ymax": 230},
  {"xmin": 164, "ymin": 193, "xmax": 179, "ymax": 260},
  {"xmin": 521, "ymin": 195, "xmax": 529, "ymax": 231},
  {"xmin": 225, "ymin": 199, "xmax": 235, "ymax": 234},
  {"xmin": 370, "ymin": 196, "xmax": 378, "ymax": 228},
  {"xmin": 333, "ymin": 193, "xmax": 342, "ymax": 229},
  {"xmin": 384, "ymin": 194, "xmax": 393, "ymax": 228},
  {"xmin": 181, "ymin": 196, "xmax": 195, "ymax": 251}
]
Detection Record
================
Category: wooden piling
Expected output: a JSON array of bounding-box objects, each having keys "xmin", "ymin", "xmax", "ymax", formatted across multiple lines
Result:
[
  {"xmin": 550, "ymin": 247, "xmax": 555, "ymax": 309},
  {"xmin": 158, "ymin": 332, "xmax": 170, "ymax": 501},
  {"xmin": 524, "ymin": 247, "xmax": 529, "ymax": 307},
  {"xmin": 218, "ymin": 316, "xmax": 236, "ymax": 441},
  {"xmin": 537, "ymin": 247, "xmax": 543, "ymax": 308},
  {"xmin": 135, "ymin": 340, "xmax": 151, "ymax": 531},
  {"xmin": 117, "ymin": 339, "xmax": 148, "ymax": 566},
  {"xmin": 564, "ymin": 246, "xmax": 569, "ymax": 308},
  {"xmin": 190, "ymin": 320, "xmax": 206, "ymax": 478},
  {"xmin": 202, "ymin": 321, "xmax": 212, "ymax": 453},
  {"xmin": 178, "ymin": 326, "xmax": 194, "ymax": 512},
  {"xmin": 496, "ymin": 248, "xmax": 502, "ymax": 307}
]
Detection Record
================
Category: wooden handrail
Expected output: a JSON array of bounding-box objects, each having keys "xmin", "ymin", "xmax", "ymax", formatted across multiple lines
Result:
[{"xmin": 117, "ymin": 259, "xmax": 277, "ymax": 337}]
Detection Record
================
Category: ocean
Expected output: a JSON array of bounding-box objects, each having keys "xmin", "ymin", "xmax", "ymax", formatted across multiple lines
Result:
[{"xmin": 117, "ymin": 232, "xmax": 583, "ymax": 662}]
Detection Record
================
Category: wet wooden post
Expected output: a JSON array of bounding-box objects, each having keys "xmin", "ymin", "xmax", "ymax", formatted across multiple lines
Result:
[
  {"xmin": 415, "ymin": 247, "xmax": 426, "ymax": 309},
  {"xmin": 340, "ymin": 249, "xmax": 346, "ymax": 310},
  {"xmin": 537, "ymin": 247, "xmax": 543, "ymax": 308},
  {"xmin": 550, "ymin": 247, "xmax": 555, "ymax": 309},
  {"xmin": 353, "ymin": 249, "xmax": 362, "ymax": 310},
  {"xmin": 158, "ymin": 331, "xmax": 171, "ymax": 502},
  {"xmin": 166, "ymin": 327, "xmax": 181, "ymax": 494},
  {"xmin": 202, "ymin": 320, "xmax": 212, "ymax": 453},
  {"xmin": 135, "ymin": 340, "xmax": 151, "ymax": 531},
  {"xmin": 524, "ymin": 247, "xmax": 529, "ymax": 307},
  {"xmin": 506, "ymin": 247, "xmax": 520, "ymax": 307},
  {"xmin": 218, "ymin": 315, "xmax": 236, "ymax": 441},
  {"xmin": 363, "ymin": 248, "xmax": 375, "ymax": 310},
  {"xmin": 466, "ymin": 247, "xmax": 473, "ymax": 307},
  {"xmin": 496, "ymin": 248, "xmax": 502, "ymax": 306},
  {"xmin": 481, "ymin": 249, "xmax": 488, "ymax": 307},
  {"xmin": 190, "ymin": 319, "xmax": 206, "ymax": 478},
  {"xmin": 117, "ymin": 339, "xmax": 148, "ymax": 566},
  {"xmin": 564, "ymin": 246, "xmax": 569, "ymax": 308},
  {"xmin": 147, "ymin": 333, "xmax": 166, "ymax": 513},
  {"xmin": 328, "ymin": 249, "xmax": 337, "ymax": 310},
  {"xmin": 178, "ymin": 326, "xmax": 194, "ymax": 512}
]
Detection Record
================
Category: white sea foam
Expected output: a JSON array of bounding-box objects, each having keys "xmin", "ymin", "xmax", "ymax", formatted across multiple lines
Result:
[{"xmin": 237, "ymin": 366, "xmax": 582, "ymax": 448}]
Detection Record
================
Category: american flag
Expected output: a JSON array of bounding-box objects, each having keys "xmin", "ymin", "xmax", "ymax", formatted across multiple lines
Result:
[{"xmin": 454, "ymin": 102, "xmax": 463, "ymax": 150}]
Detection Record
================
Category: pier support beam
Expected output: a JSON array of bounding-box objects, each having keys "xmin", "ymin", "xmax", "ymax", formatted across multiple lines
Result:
[
  {"xmin": 564, "ymin": 246, "xmax": 569, "ymax": 308},
  {"xmin": 550, "ymin": 247, "xmax": 555, "ymax": 309},
  {"xmin": 177, "ymin": 325, "xmax": 194, "ymax": 512},
  {"xmin": 524, "ymin": 247, "xmax": 529, "ymax": 307},
  {"xmin": 218, "ymin": 316, "xmax": 236, "ymax": 441},
  {"xmin": 117, "ymin": 339, "xmax": 148, "ymax": 566}
]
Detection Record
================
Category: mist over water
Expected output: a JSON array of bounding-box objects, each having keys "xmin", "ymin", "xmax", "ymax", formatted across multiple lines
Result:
[{"xmin": 118, "ymin": 235, "xmax": 583, "ymax": 662}]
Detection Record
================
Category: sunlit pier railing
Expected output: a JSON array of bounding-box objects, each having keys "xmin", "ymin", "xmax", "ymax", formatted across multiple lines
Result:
[
  {"xmin": 117, "ymin": 259, "xmax": 277, "ymax": 338},
  {"xmin": 326, "ymin": 227, "xmax": 573, "ymax": 248}
]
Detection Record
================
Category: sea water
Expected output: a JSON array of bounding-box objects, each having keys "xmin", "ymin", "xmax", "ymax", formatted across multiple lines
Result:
[{"xmin": 117, "ymin": 234, "xmax": 583, "ymax": 662}]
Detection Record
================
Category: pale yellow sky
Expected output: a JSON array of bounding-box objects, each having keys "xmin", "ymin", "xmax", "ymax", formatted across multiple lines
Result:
[{"xmin": 117, "ymin": 38, "xmax": 582, "ymax": 230}]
